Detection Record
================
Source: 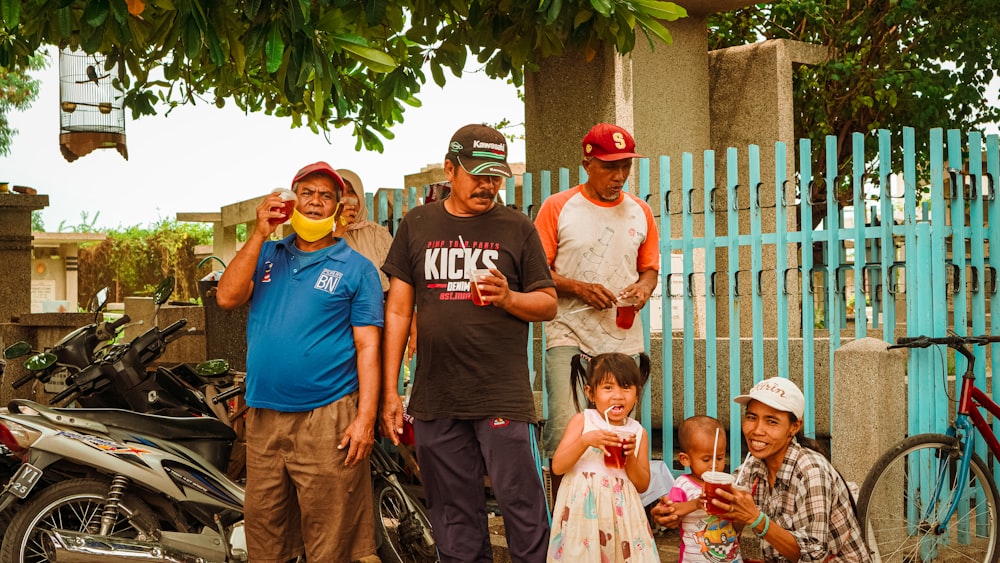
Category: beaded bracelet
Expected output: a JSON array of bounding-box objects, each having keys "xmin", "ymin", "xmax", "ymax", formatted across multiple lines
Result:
[
  {"xmin": 754, "ymin": 513, "xmax": 771, "ymax": 538},
  {"xmin": 749, "ymin": 512, "xmax": 766, "ymax": 530}
]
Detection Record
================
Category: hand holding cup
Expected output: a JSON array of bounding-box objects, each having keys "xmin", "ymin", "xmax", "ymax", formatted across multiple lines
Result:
[{"xmin": 269, "ymin": 188, "xmax": 297, "ymax": 225}]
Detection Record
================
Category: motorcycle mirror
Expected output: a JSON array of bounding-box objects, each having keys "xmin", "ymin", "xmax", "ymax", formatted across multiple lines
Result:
[
  {"xmin": 3, "ymin": 341, "xmax": 33, "ymax": 360},
  {"xmin": 195, "ymin": 358, "xmax": 230, "ymax": 377},
  {"xmin": 89, "ymin": 287, "xmax": 110, "ymax": 322},
  {"xmin": 24, "ymin": 352, "xmax": 57, "ymax": 372},
  {"xmin": 93, "ymin": 287, "xmax": 109, "ymax": 312},
  {"xmin": 153, "ymin": 277, "xmax": 176, "ymax": 306}
]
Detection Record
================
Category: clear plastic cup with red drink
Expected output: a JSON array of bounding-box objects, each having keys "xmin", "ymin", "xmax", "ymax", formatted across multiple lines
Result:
[{"xmin": 270, "ymin": 188, "xmax": 297, "ymax": 225}]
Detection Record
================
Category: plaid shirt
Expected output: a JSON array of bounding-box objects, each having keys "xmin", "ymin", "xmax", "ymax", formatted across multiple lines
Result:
[{"xmin": 743, "ymin": 440, "xmax": 871, "ymax": 562}]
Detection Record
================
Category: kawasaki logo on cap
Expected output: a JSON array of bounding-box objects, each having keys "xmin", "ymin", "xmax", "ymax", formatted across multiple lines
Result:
[{"xmin": 450, "ymin": 141, "xmax": 463, "ymax": 153}]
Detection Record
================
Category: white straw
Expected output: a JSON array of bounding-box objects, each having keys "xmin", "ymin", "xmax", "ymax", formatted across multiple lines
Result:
[
  {"xmin": 567, "ymin": 306, "xmax": 594, "ymax": 314},
  {"xmin": 735, "ymin": 452, "xmax": 753, "ymax": 486},
  {"xmin": 712, "ymin": 427, "xmax": 720, "ymax": 473},
  {"xmin": 457, "ymin": 235, "xmax": 472, "ymax": 279},
  {"xmin": 604, "ymin": 405, "xmax": 615, "ymax": 428}
]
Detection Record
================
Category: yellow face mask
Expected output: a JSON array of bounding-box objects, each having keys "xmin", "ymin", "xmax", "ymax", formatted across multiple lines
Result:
[{"xmin": 289, "ymin": 209, "xmax": 335, "ymax": 242}]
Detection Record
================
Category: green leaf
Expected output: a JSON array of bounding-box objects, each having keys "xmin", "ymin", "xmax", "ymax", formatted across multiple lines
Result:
[
  {"xmin": 227, "ymin": 27, "xmax": 245, "ymax": 75},
  {"xmin": 365, "ymin": 0, "xmax": 387, "ymax": 26},
  {"xmin": 634, "ymin": 13, "xmax": 673, "ymax": 46},
  {"xmin": 109, "ymin": 0, "xmax": 127, "ymax": 24},
  {"xmin": 545, "ymin": 0, "xmax": 561, "ymax": 24},
  {"xmin": 299, "ymin": 0, "xmax": 311, "ymax": 24},
  {"xmin": 573, "ymin": 9, "xmax": 592, "ymax": 29},
  {"xmin": 83, "ymin": 0, "xmax": 109, "ymax": 27},
  {"xmin": 82, "ymin": 21, "xmax": 105, "ymax": 52},
  {"xmin": 588, "ymin": 0, "xmax": 611, "ymax": 17},
  {"xmin": 1, "ymin": 0, "xmax": 21, "ymax": 28},
  {"xmin": 56, "ymin": 5, "xmax": 72, "ymax": 36},
  {"xmin": 430, "ymin": 59, "xmax": 445, "ymax": 87},
  {"xmin": 331, "ymin": 34, "xmax": 398, "ymax": 72},
  {"xmin": 630, "ymin": 0, "xmax": 687, "ymax": 21},
  {"xmin": 205, "ymin": 25, "xmax": 224, "ymax": 67},
  {"xmin": 315, "ymin": 9, "xmax": 345, "ymax": 33},
  {"xmin": 265, "ymin": 22, "xmax": 284, "ymax": 73},
  {"xmin": 183, "ymin": 16, "xmax": 201, "ymax": 60}
]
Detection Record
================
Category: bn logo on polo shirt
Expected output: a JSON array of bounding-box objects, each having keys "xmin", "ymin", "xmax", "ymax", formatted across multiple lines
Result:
[{"xmin": 315, "ymin": 269, "xmax": 343, "ymax": 294}]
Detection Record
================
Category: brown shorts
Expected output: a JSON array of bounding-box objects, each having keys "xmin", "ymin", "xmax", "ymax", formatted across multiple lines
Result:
[{"xmin": 244, "ymin": 393, "xmax": 375, "ymax": 562}]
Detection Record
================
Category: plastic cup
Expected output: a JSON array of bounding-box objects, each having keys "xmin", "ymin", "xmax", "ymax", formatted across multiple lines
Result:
[
  {"xmin": 337, "ymin": 196, "xmax": 359, "ymax": 225},
  {"xmin": 270, "ymin": 188, "xmax": 297, "ymax": 225},
  {"xmin": 615, "ymin": 297, "xmax": 638, "ymax": 329},
  {"xmin": 702, "ymin": 471, "xmax": 735, "ymax": 516},
  {"xmin": 470, "ymin": 268, "xmax": 492, "ymax": 306},
  {"xmin": 616, "ymin": 304, "xmax": 636, "ymax": 329},
  {"xmin": 401, "ymin": 410, "xmax": 415, "ymax": 446},
  {"xmin": 603, "ymin": 428, "xmax": 635, "ymax": 470}
]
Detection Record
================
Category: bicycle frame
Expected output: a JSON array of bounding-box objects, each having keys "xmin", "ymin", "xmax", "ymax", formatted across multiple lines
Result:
[{"xmin": 924, "ymin": 340, "xmax": 1000, "ymax": 532}]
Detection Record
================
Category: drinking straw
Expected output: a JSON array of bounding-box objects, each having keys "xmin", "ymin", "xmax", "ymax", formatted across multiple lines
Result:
[
  {"xmin": 568, "ymin": 306, "xmax": 594, "ymax": 314},
  {"xmin": 604, "ymin": 405, "xmax": 615, "ymax": 428},
  {"xmin": 735, "ymin": 452, "xmax": 753, "ymax": 486},
  {"xmin": 712, "ymin": 427, "xmax": 720, "ymax": 472},
  {"xmin": 457, "ymin": 235, "xmax": 472, "ymax": 279}
]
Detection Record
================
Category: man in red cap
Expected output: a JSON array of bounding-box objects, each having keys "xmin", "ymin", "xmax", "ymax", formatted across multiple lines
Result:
[
  {"xmin": 380, "ymin": 124, "xmax": 557, "ymax": 562},
  {"xmin": 216, "ymin": 162, "xmax": 384, "ymax": 562},
  {"xmin": 534, "ymin": 123, "xmax": 661, "ymax": 466}
]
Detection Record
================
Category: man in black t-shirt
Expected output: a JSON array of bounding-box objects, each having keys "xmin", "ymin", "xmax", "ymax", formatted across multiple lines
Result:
[{"xmin": 381, "ymin": 124, "xmax": 557, "ymax": 562}]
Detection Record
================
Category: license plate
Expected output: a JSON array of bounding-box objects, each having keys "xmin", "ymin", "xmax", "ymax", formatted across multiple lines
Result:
[{"xmin": 6, "ymin": 463, "xmax": 42, "ymax": 499}]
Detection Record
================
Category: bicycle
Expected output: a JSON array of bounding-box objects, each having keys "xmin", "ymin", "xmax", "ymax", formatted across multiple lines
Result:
[{"xmin": 856, "ymin": 333, "xmax": 1000, "ymax": 562}]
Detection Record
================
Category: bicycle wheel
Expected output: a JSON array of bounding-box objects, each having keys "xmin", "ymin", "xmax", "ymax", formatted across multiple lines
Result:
[
  {"xmin": 857, "ymin": 433, "xmax": 1000, "ymax": 562},
  {"xmin": 374, "ymin": 478, "xmax": 439, "ymax": 563}
]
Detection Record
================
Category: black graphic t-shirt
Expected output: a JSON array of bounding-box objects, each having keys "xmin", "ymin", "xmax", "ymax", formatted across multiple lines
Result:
[{"xmin": 382, "ymin": 202, "xmax": 554, "ymax": 422}]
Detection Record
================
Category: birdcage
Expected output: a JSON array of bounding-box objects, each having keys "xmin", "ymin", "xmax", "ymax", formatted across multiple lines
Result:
[{"xmin": 58, "ymin": 48, "xmax": 128, "ymax": 162}]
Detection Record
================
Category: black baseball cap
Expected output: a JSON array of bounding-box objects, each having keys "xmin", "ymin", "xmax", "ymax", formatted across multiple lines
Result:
[{"xmin": 447, "ymin": 124, "xmax": 512, "ymax": 178}]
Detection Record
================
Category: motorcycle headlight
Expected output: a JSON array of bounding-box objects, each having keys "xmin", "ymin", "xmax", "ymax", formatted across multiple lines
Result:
[{"xmin": 0, "ymin": 420, "xmax": 41, "ymax": 454}]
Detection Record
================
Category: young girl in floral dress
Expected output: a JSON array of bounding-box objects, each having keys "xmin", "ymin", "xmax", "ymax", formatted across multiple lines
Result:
[{"xmin": 547, "ymin": 352, "xmax": 658, "ymax": 562}]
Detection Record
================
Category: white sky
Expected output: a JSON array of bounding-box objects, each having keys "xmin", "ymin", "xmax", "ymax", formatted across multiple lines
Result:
[{"xmin": 0, "ymin": 52, "xmax": 524, "ymax": 231}]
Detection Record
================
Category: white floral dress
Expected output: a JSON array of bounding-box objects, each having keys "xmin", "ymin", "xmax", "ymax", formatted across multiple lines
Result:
[{"xmin": 547, "ymin": 410, "xmax": 658, "ymax": 562}]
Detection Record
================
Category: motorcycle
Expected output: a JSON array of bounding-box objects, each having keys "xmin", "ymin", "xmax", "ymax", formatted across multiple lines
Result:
[
  {"xmin": 0, "ymin": 279, "xmax": 438, "ymax": 562},
  {"xmin": 0, "ymin": 397, "xmax": 243, "ymax": 562}
]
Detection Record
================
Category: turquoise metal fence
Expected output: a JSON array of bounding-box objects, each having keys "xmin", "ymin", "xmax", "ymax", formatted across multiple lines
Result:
[{"xmin": 387, "ymin": 127, "xmax": 1000, "ymax": 471}]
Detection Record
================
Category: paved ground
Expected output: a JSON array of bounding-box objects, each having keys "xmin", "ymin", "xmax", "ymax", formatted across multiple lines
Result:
[
  {"xmin": 488, "ymin": 516, "xmax": 681, "ymax": 561},
  {"xmin": 488, "ymin": 516, "xmax": 763, "ymax": 562}
]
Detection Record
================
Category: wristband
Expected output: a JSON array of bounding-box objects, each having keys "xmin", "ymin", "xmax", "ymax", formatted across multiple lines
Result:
[
  {"xmin": 749, "ymin": 512, "xmax": 765, "ymax": 530},
  {"xmin": 754, "ymin": 513, "xmax": 771, "ymax": 538}
]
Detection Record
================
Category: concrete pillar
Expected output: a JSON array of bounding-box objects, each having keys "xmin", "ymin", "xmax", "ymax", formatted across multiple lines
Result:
[
  {"xmin": 832, "ymin": 337, "xmax": 906, "ymax": 487},
  {"xmin": 0, "ymin": 192, "xmax": 49, "ymax": 323}
]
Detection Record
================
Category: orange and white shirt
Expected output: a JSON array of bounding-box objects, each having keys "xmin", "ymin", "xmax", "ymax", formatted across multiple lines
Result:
[{"xmin": 534, "ymin": 185, "xmax": 659, "ymax": 355}]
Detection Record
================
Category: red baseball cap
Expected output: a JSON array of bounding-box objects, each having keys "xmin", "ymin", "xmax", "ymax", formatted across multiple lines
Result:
[
  {"xmin": 582, "ymin": 123, "xmax": 643, "ymax": 161},
  {"xmin": 292, "ymin": 161, "xmax": 347, "ymax": 191}
]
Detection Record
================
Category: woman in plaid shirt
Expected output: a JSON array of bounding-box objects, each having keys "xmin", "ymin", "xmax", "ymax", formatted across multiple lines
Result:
[{"xmin": 710, "ymin": 377, "xmax": 870, "ymax": 562}]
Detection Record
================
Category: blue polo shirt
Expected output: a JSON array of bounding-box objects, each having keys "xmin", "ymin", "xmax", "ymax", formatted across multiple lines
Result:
[{"xmin": 245, "ymin": 235, "xmax": 384, "ymax": 412}]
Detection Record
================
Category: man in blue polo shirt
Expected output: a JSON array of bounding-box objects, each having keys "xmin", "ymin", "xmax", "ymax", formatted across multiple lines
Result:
[{"xmin": 216, "ymin": 161, "xmax": 384, "ymax": 563}]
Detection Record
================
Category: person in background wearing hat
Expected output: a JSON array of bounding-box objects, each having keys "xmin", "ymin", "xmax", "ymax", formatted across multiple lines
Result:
[
  {"xmin": 651, "ymin": 377, "xmax": 871, "ymax": 562},
  {"xmin": 216, "ymin": 162, "xmax": 384, "ymax": 562},
  {"xmin": 533, "ymin": 123, "xmax": 660, "ymax": 468},
  {"xmin": 380, "ymin": 124, "xmax": 557, "ymax": 562}
]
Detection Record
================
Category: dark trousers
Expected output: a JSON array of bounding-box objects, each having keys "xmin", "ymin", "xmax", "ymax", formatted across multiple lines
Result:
[{"xmin": 414, "ymin": 417, "xmax": 551, "ymax": 563}]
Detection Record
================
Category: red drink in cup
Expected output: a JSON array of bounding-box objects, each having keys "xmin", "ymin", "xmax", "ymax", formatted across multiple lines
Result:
[
  {"xmin": 270, "ymin": 188, "xmax": 297, "ymax": 225},
  {"xmin": 603, "ymin": 428, "xmax": 634, "ymax": 469},
  {"xmin": 400, "ymin": 411, "xmax": 415, "ymax": 446},
  {"xmin": 616, "ymin": 305, "xmax": 636, "ymax": 329},
  {"xmin": 470, "ymin": 268, "xmax": 492, "ymax": 306},
  {"xmin": 702, "ymin": 471, "xmax": 735, "ymax": 516}
]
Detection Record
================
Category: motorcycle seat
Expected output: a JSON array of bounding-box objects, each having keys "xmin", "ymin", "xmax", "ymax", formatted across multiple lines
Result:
[{"xmin": 53, "ymin": 407, "xmax": 237, "ymax": 442}]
